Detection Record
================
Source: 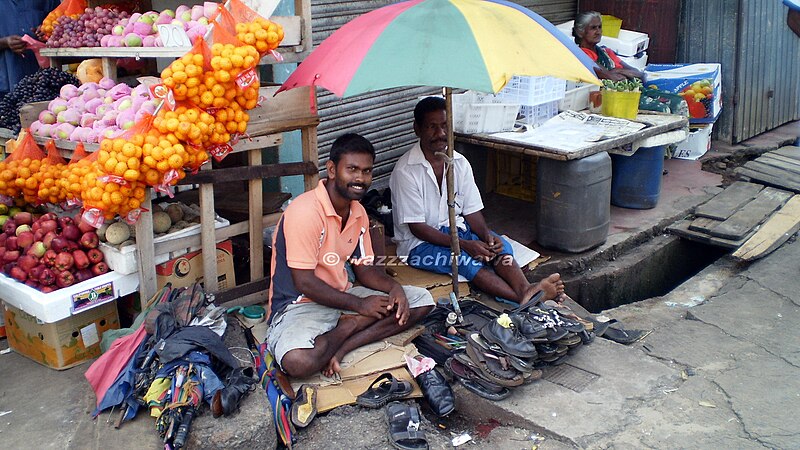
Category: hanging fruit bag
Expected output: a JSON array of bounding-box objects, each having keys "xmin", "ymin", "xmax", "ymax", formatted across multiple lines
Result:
[
  {"xmin": 0, "ymin": 130, "xmax": 46, "ymax": 203},
  {"xmin": 36, "ymin": 140, "xmax": 68, "ymax": 205},
  {"xmin": 41, "ymin": 0, "xmax": 87, "ymax": 39}
]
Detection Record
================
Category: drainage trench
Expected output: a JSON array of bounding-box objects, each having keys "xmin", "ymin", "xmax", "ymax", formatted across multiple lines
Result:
[{"xmin": 532, "ymin": 234, "xmax": 727, "ymax": 314}]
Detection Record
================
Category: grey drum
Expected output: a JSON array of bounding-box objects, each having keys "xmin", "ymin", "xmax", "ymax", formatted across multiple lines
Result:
[{"xmin": 536, "ymin": 152, "xmax": 612, "ymax": 253}]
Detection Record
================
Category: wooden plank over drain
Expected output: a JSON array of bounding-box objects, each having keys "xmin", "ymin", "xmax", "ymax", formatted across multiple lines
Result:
[
  {"xmin": 694, "ymin": 181, "xmax": 763, "ymax": 220},
  {"xmin": 743, "ymin": 161, "xmax": 800, "ymax": 185},
  {"xmin": 732, "ymin": 195, "xmax": 800, "ymax": 261},
  {"xmin": 668, "ymin": 220, "xmax": 746, "ymax": 249},
  {"xmin": 709, "ymin": 187, "xmax": 793, "ymax": 240},
  {"xmin": 734, "ymin": 167, "xmax": 800, "ymax": 193},
  {"xmin": 771, "ymin": 146, "xmax": 800, "ymax": 161},
  {"xmin": 689, "ymin": 217, "xmax": 721, "ymax": 233}
]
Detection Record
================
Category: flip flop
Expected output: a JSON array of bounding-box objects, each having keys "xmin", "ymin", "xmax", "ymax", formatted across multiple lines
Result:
[
  {"xmin": 447, "ymin": 356, "xmax": 506, "ymax": 393},
  {"xmin": 385, "ymin": 402, "xmax": 429, "ymax": 450},
  {"xmin": 357, "ymin": 373, "xmax": 413, "ymax": 409},
  {"xmin": 465, "ymin": 343, "xmax": 524, "ymax": 387},
  {"xmin": 290, "ymin": 384, "xmax": 317, "ymax": 428},
  {"xmin": 460, "ymin": 378, "xmax": 512, "ymax": 401},
  {"xmin": 602, "ymin": 326, "xmax": 653, "ymax": 345}
]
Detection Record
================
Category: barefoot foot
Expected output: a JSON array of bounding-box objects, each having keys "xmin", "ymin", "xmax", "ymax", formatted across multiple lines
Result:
[
  {"xmin": 522, "ymin": 273, "xmax": 565, "ymax": 303},
  {"xmin": 322, "ymin": 355, "xmax": 342, "ymax": 378}
]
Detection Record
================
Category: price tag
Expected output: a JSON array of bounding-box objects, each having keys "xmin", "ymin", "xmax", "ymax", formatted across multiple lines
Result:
[{"xmin": 157, "ymin": 24, "xmax": 191, "ymax": 48}]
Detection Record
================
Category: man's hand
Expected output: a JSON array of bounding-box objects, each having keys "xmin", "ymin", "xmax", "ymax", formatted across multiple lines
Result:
[
  {"xmin": 485, "ymin": 234, "xmax": 504, "ymax": 255},
  {"xmin": 1, "ymin": 36, "xmax": 27, "ymax": 55},
  {"xmin": 460, "ymin": 239, "xmax": 495, "ymax": 262},
  {"xmin": 356, "ymin": 295, "xmax": 392, "ymax": 319},
  {"xmin": 388, "ymin": 285, "xmax": 410, "ymax": 326}
]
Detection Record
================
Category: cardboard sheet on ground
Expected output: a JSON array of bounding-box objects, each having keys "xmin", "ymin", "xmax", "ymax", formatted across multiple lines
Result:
[{"xmin": 290, "ymin": 341, "xmax": 423, "ymax": 413}]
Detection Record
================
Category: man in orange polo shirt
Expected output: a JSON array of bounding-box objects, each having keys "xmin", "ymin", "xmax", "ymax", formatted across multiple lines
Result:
[{"xmin": 267, "ymin": 133, "xmax": 435, "ymax": 378}]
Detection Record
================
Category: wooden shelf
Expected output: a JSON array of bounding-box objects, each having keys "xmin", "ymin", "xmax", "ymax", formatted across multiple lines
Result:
[{"xmin": 40, "ymin": 12, "xmax": 309, "ymax": 65}]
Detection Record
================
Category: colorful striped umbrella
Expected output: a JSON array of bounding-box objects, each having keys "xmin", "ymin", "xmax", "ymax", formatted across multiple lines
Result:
[
  {"xmin": 279, "ymin": 0, "xmax": 600, "ymax": 296},
  {"xmin": 279, "ymin": 0, "xmax": 600, "ymax": 97}
]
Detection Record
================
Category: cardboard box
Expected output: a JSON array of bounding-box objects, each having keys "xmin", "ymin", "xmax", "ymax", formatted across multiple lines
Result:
[
  {"xmin": 156, "ymin": 240, "xmax": 235, "ymax": 291},
  {"xmin": 3, "ymin": 300, "xmax": 119, "ymax": 370},
  {"xmin": 645, "ymin": 63, "xmax": 722, "ymax": 124},
  {"xmin": 673, "ymin": 124, "xmax": 713, "ymax": 160}
]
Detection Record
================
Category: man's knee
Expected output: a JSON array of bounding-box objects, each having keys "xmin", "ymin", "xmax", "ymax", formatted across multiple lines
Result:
[{"xmin": 280, "ymin": 349, "xmax": 316, "ymax": 378}]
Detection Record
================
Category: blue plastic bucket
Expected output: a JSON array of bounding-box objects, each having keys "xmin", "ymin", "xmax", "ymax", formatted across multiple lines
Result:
[{"xmin": 610, "ymin": 146, "xmax": 665, "ymax": 209}]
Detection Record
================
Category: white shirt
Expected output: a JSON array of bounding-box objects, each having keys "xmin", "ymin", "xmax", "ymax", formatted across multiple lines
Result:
[{"xmin": 390, "ymin": 142, "xmax": 484, "ymax": 257}]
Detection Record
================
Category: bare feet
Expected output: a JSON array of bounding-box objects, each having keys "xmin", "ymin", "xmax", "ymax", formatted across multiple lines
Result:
[
  {"xmin": 322, "ymin": 355, "xmax": 342, "ymax": 378},
  {"xmin": 521, "ymin": 273, "xmax": 565, "ymax": 304}
]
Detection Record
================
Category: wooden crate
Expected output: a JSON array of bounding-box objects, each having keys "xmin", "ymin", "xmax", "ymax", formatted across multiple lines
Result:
[{"xmin": 495, "ymin": 152, "xmax": 537, "ymax": 202}]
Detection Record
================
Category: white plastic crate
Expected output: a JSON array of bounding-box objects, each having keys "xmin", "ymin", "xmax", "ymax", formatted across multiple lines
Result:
[
  {"xmin": 558, "ymin": 83, "xmax": 601, "ymax": 111},
  {"xmin": 453, "ymin": 91, "xmax": 520, "ymax": 134},
  {"xmin": 518, "ymin": 101, "xmax": 559, "ymax": 127},
  {"xmin": 619, "ymin": 52, "xmax": 648, "ymax": 71},
  {"xmin": 556, "ymin": 21, "xmax": 650, "ymax": 56},
  {"xmin": 496, "ymin": 76, "xmax": 566, "ymax": 106}
]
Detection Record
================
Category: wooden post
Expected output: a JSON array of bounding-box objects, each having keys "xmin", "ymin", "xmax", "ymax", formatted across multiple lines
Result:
[
  {"xmin": 101, "ymin": 57, "xmax": 117, "ymax": 81},
  {"xmin": 248, "ymin": 148, "xmax": 264, "ymax": 281},
  {"xmin": 295, "ymin": 0, "xmax": 313, "ymax": 55},
  {"xmin": 301, "ymin": 125, "xmax": 319, "ymax": 191},
  {"xmin": 199, "ymin": 163, "xmax": 218, "ymax": 294},
  {"xmin": 135, "ymin": 191, "xmax": 157, "ymax": 309},
  {"xmin": 445, "ymin": 88, "xmax": 461, "ymax": 298}
]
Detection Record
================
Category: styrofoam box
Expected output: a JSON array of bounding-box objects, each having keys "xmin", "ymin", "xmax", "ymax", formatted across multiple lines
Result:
[
  {"xmin": 496, "ymin": 76, "xmax": 566, "ymax": 106},
  {"xmin": 619, "ymin": 52, "xmax": 648, "ymax": 71},
  {"xmin": 0, "ymin": 270, "xmax": 139, "ymax": 323},
  {"xmin": 100, "ymin": 203, "xmax": 231, "ymax": 274},
  {"xmin": 559, "ymin": 83, "xmax": 601, "ymax": 111},
  {"xmin": 673, "ymin": 124, "xmax": 713, "ymax": 160},
  {"xmin": 556, "ymin": 21, "xmax": 650, "ymax": 56}
]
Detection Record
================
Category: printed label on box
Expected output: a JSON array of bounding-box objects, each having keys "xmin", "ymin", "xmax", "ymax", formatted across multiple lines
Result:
[
  {"xmin": 72, "ymin": 281, "xmax": 115, "ymax": 313},
  {"xmin": 80, "ymin": 323, "xmax": 100, "ymax": 347}
]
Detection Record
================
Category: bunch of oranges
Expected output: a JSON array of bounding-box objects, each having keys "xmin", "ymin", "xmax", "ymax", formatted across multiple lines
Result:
[
  {"xmin": 61, "ymin": 157, "xmax": 95, "ymax": 204},
  {"xmin": 234, "ymin": 17, "xmax": 284, "ymax": 56},
  {"xmin": 0, "ymin": 158, "xmax": 43, "ymax": 204},
  {"xmin": 36, "ymin": 159, "xmax": 68, "ymax": 205},
  {"xmin": 81, "ymin": 164, "xmax": 147, "ymax": 220}
]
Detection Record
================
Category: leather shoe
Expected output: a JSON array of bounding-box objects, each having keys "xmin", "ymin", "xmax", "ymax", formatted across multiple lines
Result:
[
  {"xmin": 212, "ymin": 366, "xmax": 257, "ymax": 418},
  {"xmin": 415, "ymin": 368, "xmax": 455, "ymax": 417},
  {"xmin": 480, "ymin": 319, "xmax": 538, "ymax": 358},
  {"xmin": 510, "ymin": 312, "xmax": 549, "ymax": 342}
]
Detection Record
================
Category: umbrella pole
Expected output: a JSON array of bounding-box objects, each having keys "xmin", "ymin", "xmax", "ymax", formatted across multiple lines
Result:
[{"xmin": 445, "ymin": 88, "xmax": 460, "ymax": 298}]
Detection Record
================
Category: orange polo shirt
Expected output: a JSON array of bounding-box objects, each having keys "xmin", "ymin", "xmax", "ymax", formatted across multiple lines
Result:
[
  {"xmin": 581, "ymin": 46, "xmax": 624, "ymax": 69},
  {"xmin": 267, "ymin": 180, "xmax": 374, "ymax": 320}
]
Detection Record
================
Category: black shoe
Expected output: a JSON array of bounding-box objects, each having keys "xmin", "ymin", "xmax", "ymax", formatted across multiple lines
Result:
[
  {"xmin": 480, "ymin": 320, "xmax": 538, "ymax": 359},
  {"xmin": 212, "ymin": 366, "xmax": 257, "ymax": 418},
  {"xmin": 415, "ymin": 368, "xmax": 455, "ymax": 417},
  {"xmin": 510, "ymin": 312, "xmax": 549, "ymax": 342}
]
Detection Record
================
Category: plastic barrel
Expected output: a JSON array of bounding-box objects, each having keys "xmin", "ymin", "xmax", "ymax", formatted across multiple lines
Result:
[
  {"xmin": 537, "ymin": 152, "xmax": 612, "ymax": 253},
  {"xmin": 610, "ymin": 145, "xmax": 665, "ymax": 209}
]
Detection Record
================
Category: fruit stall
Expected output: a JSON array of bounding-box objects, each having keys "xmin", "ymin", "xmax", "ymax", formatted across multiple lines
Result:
[{"xmin": 0, "ymin": 0, "xmax": 317, "ymax": 367}]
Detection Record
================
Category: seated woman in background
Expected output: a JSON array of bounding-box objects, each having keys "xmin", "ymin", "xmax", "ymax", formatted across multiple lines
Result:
[{"xmin": 573, "ymin": 11, "xmax": 645, "ymax": 82}]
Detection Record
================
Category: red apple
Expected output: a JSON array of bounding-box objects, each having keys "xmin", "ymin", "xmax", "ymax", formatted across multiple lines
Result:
[
  {"xmin": 43, "ymin": 249, "xmax": 57, "ymax": 267},
  {"xmin": 62, "ymin": 224, "xmax": 81, "ymax": 242},
  {"xmin": 18, "ymin": 255, "xmax": 38, "ymax": 272},
  {"xmin": 16, "ymin": 231, "xmax": 34, "ymax": 250},
  {"xmin": 54, "ymin": 252, "xmax": 74, "ymax": 272},
  {"xmin": 39, "ymin": 268, "xmax": 55, "ymax": 286},
  {"xmin": 79, "ymin": 231, "xmax": 99, "ymax": 249},
  {"xmin": 91, "ymin": 262, "xmax": 109, "ymax": 276},
  {"xmin": 10, "ymin": 266, "xmax": 26, "ymax": 282},
  {"xmin": 73, "ymin": 250, "xmax": 90, "ymax": 269},
  {"xmin": 56, "ymin": 270, "xmax": 75, "ymax": 288}
]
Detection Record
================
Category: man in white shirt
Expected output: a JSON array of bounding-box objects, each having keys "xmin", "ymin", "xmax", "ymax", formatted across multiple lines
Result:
[{"xmin": 390, "ymin": 97, "xmax": 564, "ymax": 305}]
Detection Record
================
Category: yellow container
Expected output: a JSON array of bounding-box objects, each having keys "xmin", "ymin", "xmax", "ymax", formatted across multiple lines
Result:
[
  {"xmin": 601, "ymin": 90, "xmax": 641, "ymax": 120},
  {"xmin": 601, "ymin": 15, "xmax": 623, "ymax": 38}
]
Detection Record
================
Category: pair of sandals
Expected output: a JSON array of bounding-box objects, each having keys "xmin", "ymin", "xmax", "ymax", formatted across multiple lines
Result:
[{"xmin": 355, "ymin": 373, "xmax": 428, "ymax": 450}]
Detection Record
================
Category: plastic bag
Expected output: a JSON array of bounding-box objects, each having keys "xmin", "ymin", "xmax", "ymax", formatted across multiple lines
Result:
[
  {"xmin": 0, "ymin": 130, "xmax": 46, "ymax": 202},
  {"xmin": 160, "ymin": 36, "xmax": 214, "ymax": 105},
  {"xmin": 638, "ymin": 88, "xmax": 689, "ymax": 117},
  {"xmin": 62, "ymin": 142, "xmax": 96, "ymax": 206},
  {"xmin": 152, "ymin": 100, "xmax": 211, "ymax": 170},
  {"xmin": 21, "ymin": 35, "xmax": 50, "ymax": 69},
  {"xmin": 210, "ymin": 23, "xmax": 261, "ymax": 92},
  {"xmin": 36, "ymin": 140, "xmax": 68, "ymax": 205},
  {"xmin": 41, "ymin": 0, "xmax": 87, "ymax": 39},
  {"xmin": 219, "ymin": 0, "xmax": 285, "ymax": 58}
]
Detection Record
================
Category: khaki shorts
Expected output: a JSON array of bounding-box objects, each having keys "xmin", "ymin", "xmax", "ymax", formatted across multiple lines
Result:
[{"xmin": 267, "ymin": 285, "xmax": 434, "ymax": 368}]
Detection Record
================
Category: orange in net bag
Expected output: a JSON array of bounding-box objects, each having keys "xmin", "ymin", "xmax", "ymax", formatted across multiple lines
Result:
[
  {"xmin": 209, "ymin": 25, "xmax": 261, "ymax": 92},
  {"xmin": 161, "ymin": 37, "xmax": 214, "ymax": 105},
  {"xmin": 218, "ymin": 0, "xmax": 285, "ymax": 58},
  {"xmin": 61, "ymin": 142, "xmax": 95, "ymax": 207},
  {"xmin": 36, "ymin": 140, "xmax": 69, "ymax": 205},
  {"xmin": 0, "ymin": 130, "xmax": 46, "ymax": 203},
  {"xmin": 42, "ymin": 0, "xmax": 87, "ymax": 39},
  {"xmin": 151, "ymin": 100, "xmax": 211, "ymax": 171}
]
